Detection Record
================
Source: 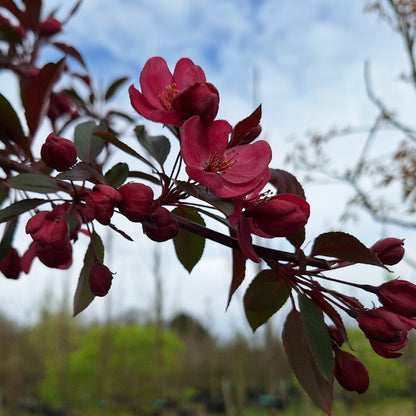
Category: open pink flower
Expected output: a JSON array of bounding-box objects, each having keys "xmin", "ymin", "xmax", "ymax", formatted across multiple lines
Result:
[
  {"xmin": 181, "ymin": 116, "xmax": 272, "ymax": 199},
  {"xmin": 129, "ymin": 57, "xmax": 219, "ymax": 126}
]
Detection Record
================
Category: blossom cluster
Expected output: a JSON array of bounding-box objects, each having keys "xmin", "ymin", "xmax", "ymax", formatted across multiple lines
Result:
[{"xmin": 0, "ymin": 21, "xmax": 414, "ymax": 411}]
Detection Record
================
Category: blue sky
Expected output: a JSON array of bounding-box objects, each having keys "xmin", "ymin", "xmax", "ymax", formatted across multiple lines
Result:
[{"xmin": 1, "ymin": 0, "xmax": 414, "ymax": 338}]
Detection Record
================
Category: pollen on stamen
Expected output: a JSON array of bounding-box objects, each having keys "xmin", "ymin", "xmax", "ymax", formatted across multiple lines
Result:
[
  {"xmin": 158, "ymin": 82, "xmax": 179, "ymax": 110},
  {"xmin": 205, "ymin": 151, "xmax": 238, "ymax": 176}
]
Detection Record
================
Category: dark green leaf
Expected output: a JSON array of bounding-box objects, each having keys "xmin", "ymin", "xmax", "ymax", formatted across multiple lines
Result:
[
  {"xmin": 175, "ymin": 181, "xmax": 234, "ymax": 216},
  {"xmin": 135, "ymin": 126, "xmax": 171, "ymax": 167},
  {"xmin": 299, "ymin": 295, "xmax": 334, "ymax": 383},
  {"xmin": 104, "ymin": 76, "xmax": 129, "ymax": 101},
  {"xmin": 282, "ymin": 309, "xmax": 333, "ymax": 415},
  {"xmin": 0, "ymin": 198, "xmax": 47, "ymax": 223},
  {"xmin": 244, "ymin": 269, "xmax": 289, "ymax": 331},
  {"xmin": 7, "ymin": 173, "xmax": 60, "ymax": 193},
  {"xmin": 172, "ymin": 207, "xmax": 205, "ymax": 273},
  {"xmin": 55, "ymin": 161, "xmax": 105, "ymax": 184},
  {"xmin": 94, "ymin": 130, "xmax": 154, "ymax": 169},
  {"xmin": 73, "ymin": 231, "xmax": 104, "ymax": 316},
  {"xmin": 311, "ymin": 231, "xmax": 385, "ymax": 267},
  {"xmin": 105, "ymin": 162, "xmax": 129, "ymax": 187},
  {"xmin": 74, "ymin": 121, "xmax": 106, "ymax": 162},
  {"xmin": 0, "ymin": 218, "xmax": 18, "ymax": 261},
  {"xmin": 24, "ymin": 58, "xmax": 66, "ymax": 137}
]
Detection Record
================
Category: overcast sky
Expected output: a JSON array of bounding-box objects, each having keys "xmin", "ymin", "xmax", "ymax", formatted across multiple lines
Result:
[{"xmin": 1, "ymin": 0, "xmax": 415, "ymax": 339}]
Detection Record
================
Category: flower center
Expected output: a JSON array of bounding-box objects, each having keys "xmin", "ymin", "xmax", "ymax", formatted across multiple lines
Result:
[
  {"xmin": 158, "ymin": 83, "xmax": 179, "ymax": 110},
  {"xmin": 205, "ymin": 150, "xmax": 237, "ymax": 176}
]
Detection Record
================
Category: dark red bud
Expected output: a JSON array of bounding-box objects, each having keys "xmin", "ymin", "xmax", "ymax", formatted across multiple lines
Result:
[
  {"xmin": 118, "ymin": 182, "xmax": 159, "ymax": 222},
  {"xmin": 334, "ymin": 348, "xmax": 369, "ymax": 394},
  {"xmin": 378, "ymin": 279, "xmax": 416, "ymax": 317},
  {"xmin": 88, "ymin": 262, "xmax": 113, "ymax": 296},
  {"xmin": 142, "ymin": 207, "xmax": 179, "ymax": 242},
  {"xmin": 0, "ymin": 248, "xmax": 21, "ymax": 279},
  {"xmin": 41, "ymin": 132, "xmax": 77, "ymax": 172},
  {"xmin": 39, "ymin": 17, "xmax": 62, "ymax": 37},
  {"xmin": 370, "ymin": 238, "xmax": 405, "ymax": 265}
]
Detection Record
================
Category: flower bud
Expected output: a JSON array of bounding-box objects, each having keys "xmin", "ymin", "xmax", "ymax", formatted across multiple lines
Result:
[
  {"xmin": 118, "ymin": 183, "xmax": 159, "ymax": 222},
  {"xmin": 26, "ymin": 208, "xmax": 69, "ymax": 247},
  {"xmin": 39, "ymin": 17, "xmax": 62, "ymax": 37},
  {"xmin": 41, "ymin": 132, "xmax": 77, "ymax": 172},
  {"xmin": 142, "ymin": 207, "xmax": 179, "ymax": 242},
  {"xmin": 250, "ymin": 194, "xmax": 310, "ymax": 237},
  {"xmin": 378, "ymin": 280, "xmax": 416, "ymax": 317},
  {"xmin": 88, "ymin": 185, "xmax": 122, "ymax": 225},
  {"xmin": 88, "ymin": 262, "xmax": 113, "ymax": 297},
  {"xmin": 370, "ymin": 238, "xmax": 405, "ymax": 265},
  {"xmin": 334, "ymin": 348, "xmax": 369, "ymax": 394},
  {"xmin": 36, "ymin": 241, "xmax": 72, "ymax": 269},
  {"xmin": 0, "ymin": 248, "xmax": 21, "ymax": 279}
]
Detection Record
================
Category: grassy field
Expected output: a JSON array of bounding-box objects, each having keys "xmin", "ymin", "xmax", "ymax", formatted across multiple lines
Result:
[{"xmin": 243, "ymin": 398, "xmax": 414, "ymax": 416}]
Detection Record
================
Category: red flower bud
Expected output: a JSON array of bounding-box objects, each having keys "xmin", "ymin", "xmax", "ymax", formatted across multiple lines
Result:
[
  {"xmin": 142, "ymin": 207, "xmax": 179, "ymax": 242},
  {"xmin": 334, "ymin": 348, "xmax": 369, "ymax": 394},
  {"xmin": 88, "ymin": 185, "xmax": 122, "ymax": 225},
  {"xmin": 39, "ymin": 17, "xmax": 62, "ymax": 37},
  {"xmin": 378, "ymin": 279, "xmax": 416, "ymax": 317},
  {"xmin": 0, "ymin": 248, "xmax": 21, "ymax": 279},
  {"xmin": 250, "ymin": 194, "xmax": 310, "ymax": 237},
  {"xmin": 26, "ymin": 207, "xmax": 69, "ymax": 246},
  {"xmin": 370, "ymin": 237, "xmax": 405, "ymax": 265},
  {"xmin": 356, "ymin": 308, "xmax": 416, "ymax": 358},
  {"xmin": 36, "ymin": 241, "xmax": 72, "ymax": 269},
  {"xmin": 41, "ymin": 132, "xmax": 77, "ymax": 172},
  {"xmin": 88, "ymin": 262, "xmax": 113, "ymax": 297},
  {"xmin": 118, "ymin": 183, "xmax": 159, "ymax": 222}
]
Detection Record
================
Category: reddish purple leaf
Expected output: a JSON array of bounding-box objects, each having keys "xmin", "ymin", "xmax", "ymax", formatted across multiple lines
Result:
[
  {"xmin": 227, "ymin": 246, "xmax": 246, "ymax": 308},
  {"xmin": 269, "ymin": 168, "xmax": 306, "ymax": 199},
  {"xmin": 21, "ymin": 0, "xmax": 41, "ymax": 31},
  {"xmin": 311, "ymin": 231, "xmax": 385, "ymax": 267},
  {"xmin": 282, "ymin": 309, "xmax": 333, "ymax": 415},
  {"xmin": 52, "ymin": 42, "xmax": 86, "ymax": 68},
  {"xmin": 229, "ymin": 104, "xmax": 261, "ymax": 146},
  {"xmin": 24, "ymin": 58, "xmax": 66, "ymax": 137}
]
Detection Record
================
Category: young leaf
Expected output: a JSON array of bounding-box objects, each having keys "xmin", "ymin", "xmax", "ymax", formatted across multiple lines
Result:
[
  {"xmin": 269, "ymin": 168, "xmax": 306, "ymax": 199},
  {"xmin": 52, "ymin": 42, "xmax": 86, "ymax": 68},
  {"xmin": 227, "ymin": 246, "xmax": 246, "ymax": 309},
  {"xmin": 105, "ymin": 162, "xmax": 129, "ymax": 187},
  {"xmin": 74, "ymin": 121, "xmax": 106, "ymax": 162},
  {"xmin": 229, "ymin": 104, "xmax": 261, "ymax": 147},
  {"xmin": 172, "ymin": 207, "xmax": 205, "ymax": 273},
  {"xmin": 0, "ymin": 92, "xmax": 30, "ymax": 157},
  {"xmin": 243, "ymin": 269, "xmax": 289, "ymax": 331},
  {"xmin": 311, "ymin": 231, "xmax": 385, "ymax": 267},
  {"xmin": 24, "ymin": 58, "xmax": 66, "ymax": 137},
  {"xmin": 73, "ymin": 231, "xmax": 104, "ymax": 316},
  {"xmin": 7, "ymin": 173, "xmax": 60, "ymax": 193},
  {"xmin": 282, "ymin": 309, "xmax": 333, "ymax": 415},
  {"xmin": 299, "ymin": 295, "xmax": 334, "ymax": 383},
  {"xmin": 104, "ymin": 76, "xmax": 129, "ymax": 101},
  {"xmin": 135, "ymin": 126, "xmax": 171, "ymax": 167},
  {"xmin": 0, "ymin": 198, "xmax": 47, "ymax": 223}
]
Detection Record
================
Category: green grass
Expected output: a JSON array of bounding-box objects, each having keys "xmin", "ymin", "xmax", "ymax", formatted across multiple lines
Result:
[{"xmin": 243, "ymin": 397, "xmax": 414, "ymax": 416}]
